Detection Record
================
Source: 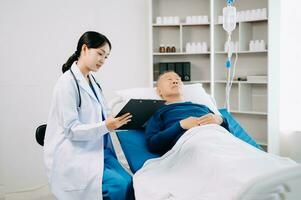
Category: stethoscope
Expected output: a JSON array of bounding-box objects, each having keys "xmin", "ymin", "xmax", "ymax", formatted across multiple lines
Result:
[
  {"xmin": 70, "ymin": 68, "xmax": 114, "ymax": 152},
  {"xmin": 69, "ymin": 69, "xmax": 103, "ymax": 108}
]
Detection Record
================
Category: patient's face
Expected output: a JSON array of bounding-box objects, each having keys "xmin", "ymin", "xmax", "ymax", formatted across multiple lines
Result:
[{"xmin": 157, "ymin": 72, "xmax": 183, "ymax": 99}]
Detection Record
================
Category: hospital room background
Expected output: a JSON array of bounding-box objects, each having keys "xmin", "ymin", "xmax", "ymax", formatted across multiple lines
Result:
[{"xmin": 0, "ymin": 0, "xmax": 301, "ymax": 199}]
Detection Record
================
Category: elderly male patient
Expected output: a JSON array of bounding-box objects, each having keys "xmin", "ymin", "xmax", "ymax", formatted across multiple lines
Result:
[
  {"xmin": 145, "ymin": 71, "xmax": 230, "ymax": 155},
  {"xmin": 135, "ymin": 71, "xmax": 296, "ymax": 200}
]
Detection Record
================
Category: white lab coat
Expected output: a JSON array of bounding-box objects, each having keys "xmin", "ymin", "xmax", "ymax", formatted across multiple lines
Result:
[{"xmin": 44, "ymin": 63, "xmax": 109, "ymax": 200}]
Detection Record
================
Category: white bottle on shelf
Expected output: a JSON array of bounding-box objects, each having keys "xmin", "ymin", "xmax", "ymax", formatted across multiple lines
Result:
[
  {"xmin": 251, "ymin": 9, "xmax": 257, "ymax": 20},
  {"xmin": 249, "ymin": 40, "xmax": 255, "ymax": 51},
  {"xmin": 191, "ymin": 42, "xmax": 197, "ymax": 53},
  {"xmin": 186, "ymin": 42, "xmax": 191, "ymax": 53},
  {"xmin": 236, "ymin": 11, "xmax": 241, "ymax": 22},
  {"xmin": 156, "ymin": 16, "xmax": 162, "ymax": 24},
  {"xmin": 260, "ymin": 40, "xmax": 266, "ymax": 51},
  {"xmin": 255, "ymin": 9, "xmax": 261, "ymax": 20},
  {"xmin": 174, "ymin": 16, "xmax": 180, "ymax": 24},
  {"xmin": 168, "ymin": 16, "xmax": 173, "ymax": 24},
  {"xmin": 254, "ymin": 40, "xmax": 260, "ymax": 51},
  {"xmin": 163, "ymin": 16, "xmax": 168, "ymax": 24},
  {"xmin": 192, "ymin": 16, "xmax": 197, "ymax": 24},
  {"xmin": 204, "ymin": 15, "xmax": 209, "ymax": 23},
  {"xmin": 197, "ymin": 42, "xmax": 202, "ymax": 53},
  {"xmin": 202, "ymin": 42, "xmax": 208, "ymax": 52},
  {"xmin": 261, "ymin": 8, "xmax": 267, "ymax": 19},
  {"xmin": 245, "ymin": 10, "xmax": 251, "ymax": 21},
  {"xmin": 240, "ymin": 11, "xmax": 246, "ymax": 22},
  {"xmin": 186, "ymin": 16, "xmax": 192, "ymax": 24},
  {"xmin": 198, "ymin": 16, "xmax": 202, "ymax": 24}
]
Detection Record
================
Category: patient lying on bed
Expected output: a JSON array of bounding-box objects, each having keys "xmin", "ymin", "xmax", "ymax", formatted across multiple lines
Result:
[
  {"xmin": 145, "ymin": 71, "xmax": 259, "ymax": 155},
  {"xmin": 134, "ymin": 71, "xmax": 297, "ymax": 200}
]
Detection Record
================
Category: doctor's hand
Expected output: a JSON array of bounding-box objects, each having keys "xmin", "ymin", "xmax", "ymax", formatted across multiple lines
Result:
[
  {"xmin": 105, "ymin": 113, "xmax": 132, "ymax": 132},
  {"xmin": 198, "ymin": 113, "xmax": 223, "ymax": 126}
]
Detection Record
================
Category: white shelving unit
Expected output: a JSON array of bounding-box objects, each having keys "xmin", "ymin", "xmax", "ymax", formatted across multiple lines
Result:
[{"xmin": 150, "ymin": 0, "xmax": 269, "ymax": 151}]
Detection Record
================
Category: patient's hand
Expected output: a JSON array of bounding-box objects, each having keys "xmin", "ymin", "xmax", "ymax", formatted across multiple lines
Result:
[
  {"xmin": 105, "ymin": 113, "xmax": 132, "ymax": 132},
  {"xmin": 180, "ymin": 114, "xmax": 223, "ymax": 130},
  {"xmin": 180, "ymin": 117, "xmax": 201, "ymax": 130},
  {"xmin": 198, "ymin": 113, "xmax": 223, "ymax": 126}
]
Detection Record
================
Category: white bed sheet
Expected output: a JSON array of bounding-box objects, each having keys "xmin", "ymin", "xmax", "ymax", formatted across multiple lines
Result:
[{"xmin": 133, "ymin": 125, "xmax": 297, "ymax": 200}]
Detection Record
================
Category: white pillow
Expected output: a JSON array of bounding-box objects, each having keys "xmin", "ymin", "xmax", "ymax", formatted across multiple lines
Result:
[{"xmin": 115, "ymin": 83, "xmax": 221, "ymax": 115}]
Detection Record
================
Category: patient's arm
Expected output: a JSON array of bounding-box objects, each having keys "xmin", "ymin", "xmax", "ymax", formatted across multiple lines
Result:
[
  {"xmin": 145, "ymin": 116, "xmax": 185, "ymax": 155},
  {"xmin": 146, "ymin": 113, "xmax": 228, "ymax": 155}
]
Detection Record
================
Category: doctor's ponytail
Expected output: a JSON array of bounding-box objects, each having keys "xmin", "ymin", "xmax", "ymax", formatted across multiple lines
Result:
[
  {"xmin": 62, "ymin": 52, "xmax": 79, "ymax": 73},
  {"xmin": 61, "ymin": 31, "xmax": 112, "ymax": 73}
]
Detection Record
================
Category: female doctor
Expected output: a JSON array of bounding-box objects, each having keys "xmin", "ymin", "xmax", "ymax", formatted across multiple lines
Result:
[{"xmin": 44, "ymin": 31, "xmax": 134, "ymax": 200}]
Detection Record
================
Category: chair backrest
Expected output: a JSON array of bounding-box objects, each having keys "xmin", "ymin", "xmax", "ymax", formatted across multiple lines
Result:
[
  {"xmin": 35, "ymin": 124, "xmax": 117, "ymax": 159},
  {"xmin": 36, "ymin": 124, "xmax": 47, "ymax": 146}
]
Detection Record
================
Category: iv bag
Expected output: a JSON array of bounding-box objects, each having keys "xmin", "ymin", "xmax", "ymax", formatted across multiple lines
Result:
[{"xmin": 223, "ymin": 6, "xmax": 236, "ymax": 33}]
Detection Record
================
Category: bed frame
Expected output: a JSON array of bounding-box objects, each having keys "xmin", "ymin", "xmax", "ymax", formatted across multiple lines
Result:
[{"xmin": 109, "ymin": 97, "xmax": 301, "ymax": 200}]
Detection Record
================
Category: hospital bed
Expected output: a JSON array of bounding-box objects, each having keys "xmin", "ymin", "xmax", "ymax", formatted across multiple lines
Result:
[{"xmin": 110, "ymin": 84, "xmax": 301, "ymax": 200}]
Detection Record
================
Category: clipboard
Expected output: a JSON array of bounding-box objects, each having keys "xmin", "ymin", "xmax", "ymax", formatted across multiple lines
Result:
[{"xmin": 116, "ymin": 99, "xmax": 166, "ymax": 130}]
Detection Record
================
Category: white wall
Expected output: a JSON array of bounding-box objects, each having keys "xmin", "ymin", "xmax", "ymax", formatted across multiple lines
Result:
[
  {"xmin": 279, "ymin": 0, "xmax": 301, "ymax": 162},
  {"xmin": 0, "ymin": 0, "xmax": 150, "ymax": 196},
  {"xmin": 268, "ymin": 0, "xmax": 281, "ymax": 154},
  {"xmin": 279, "ymin": 0, "xmax": 301, "ymax": 131}
]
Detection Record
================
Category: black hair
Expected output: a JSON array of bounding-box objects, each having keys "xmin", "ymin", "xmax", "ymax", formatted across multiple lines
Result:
[{"xmin": 62, "ymin": 31, "xmax": 112, "ymax": 73}]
